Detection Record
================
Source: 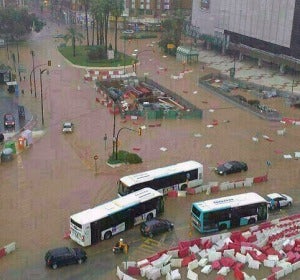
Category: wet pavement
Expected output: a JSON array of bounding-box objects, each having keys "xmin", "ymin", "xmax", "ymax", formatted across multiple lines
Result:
[{"xmin": 0, "ymin": 7, "xmax": 300, "ymax": 280}]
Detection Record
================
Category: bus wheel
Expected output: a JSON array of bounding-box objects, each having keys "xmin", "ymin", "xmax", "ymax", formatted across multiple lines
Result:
[
  {"xmin": 104, "ymin": 231, "xmax": 112, "ymax": 240},
  {"xmin": 146, "ymin": 213, "xmax": 153, "ymax": 221},
  {"xmin": 218, "ymin": 224, "xmax": 227, "ymax": 231},
  {"xmin": 248, "ymin": 218, "xmax": 256, "ymax": 225},
  {"xmin": 181, "ymin": 184, "xmax": 187, "ymax": 191}
]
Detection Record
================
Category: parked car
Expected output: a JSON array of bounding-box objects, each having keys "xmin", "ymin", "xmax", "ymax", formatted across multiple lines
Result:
[
  {"xmin": 44, "ymin": 247, "xmax": 87, "ymax": 269},
  {"xmin": 140, "ymin": 218, "xmax": 174, "ymax": 238},
  {"xmin": 215, "ymin": 160, "xmax": 248, "ymax": 175},
  {"xmin": 265, "ymin": 193, "xmax": 293, "ymax": 210},
  {"xmin": 122, "ymin": 30, "xmax": 134, "ymax": 34},
  {"xmin": 62, "ymin": 122, "xmax": 74, "ymax": 133},
  {"xmin": 4, "ymin": 113, "xmax": 15, "ymax": 129}
]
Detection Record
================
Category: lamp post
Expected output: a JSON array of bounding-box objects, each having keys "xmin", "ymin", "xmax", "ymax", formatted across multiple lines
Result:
[
  {"xmin": 30, "ymin": 50, "xmax": 37, "ymax": 97},
  {"xmin": 39, "ymin": 68, "xmax": 48, "ymax": 126},
  {"xmin": 123, "ymin": 35, "xmax": 126, "ymax": 74},
  {"xmin": 115, "ymin": 127, "xmax": 141, "ymax": 160},
  {"xmin": 108, "ymin": 91, "xmax": 120, "ymax": 159}
]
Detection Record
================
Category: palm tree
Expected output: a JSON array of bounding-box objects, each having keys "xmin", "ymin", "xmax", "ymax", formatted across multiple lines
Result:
[
  {"xmin": 90, "ymin": 0, "xmax": 110, "ymax": 49},
  {"xmin": 64, "ymin": 26, "xmax": 84, "ymax": 57},
  {"xmin": 80, "ymin": 0, "xmax": 90, "ymax": 46},
  {"xmin": 110, "ymin": 0, "xmax": 124, "ymax": 53}
]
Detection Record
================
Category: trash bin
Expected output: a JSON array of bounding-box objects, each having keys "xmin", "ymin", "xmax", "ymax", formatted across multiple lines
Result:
[
  {"xmin": 4, "ymin": 141, "xmax": 16, "ymax": 154},
  {"xmin": 1, "ymin": 148, "xmax": 14, "ymax": 162}
]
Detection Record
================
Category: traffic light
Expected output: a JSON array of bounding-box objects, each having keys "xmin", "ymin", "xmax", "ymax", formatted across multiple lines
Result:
[
  {"xmin": 138, "ymin": 127, "xmax": 142, "ymax": 136},
  {"xmin": 48, "ymin": 60, "xmax": 51, "ymax": 66}
]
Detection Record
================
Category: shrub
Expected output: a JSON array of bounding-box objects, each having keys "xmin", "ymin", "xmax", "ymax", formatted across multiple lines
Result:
[
  {"xmin": 247, "ymin": 99, "xmax": 260, "ymax": 106},
  {"xmin": 108, "ymin": 150, "xmax": 142, "ymax": 164},
  {"xmin": 87, "ymin": 45, "xmax": 107, "ymax": 60}
]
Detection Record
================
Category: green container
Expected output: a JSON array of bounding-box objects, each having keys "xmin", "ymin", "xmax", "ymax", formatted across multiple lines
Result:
[
  {"xmin": 4, "ymin": 141, "xmax": 16, "ymax": 154},
  {"xmin": 165, "ymin": 110, "xmax": 178, "ymax": 119}
]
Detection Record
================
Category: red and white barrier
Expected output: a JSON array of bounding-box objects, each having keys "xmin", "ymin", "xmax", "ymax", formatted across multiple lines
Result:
[
  {"xmin": 117, "ymin": 214, "xmax": 300, "ymax": 279},
  {"xmin": 0, "ymin": 242, "xmax": 16, "ymax": 258}
]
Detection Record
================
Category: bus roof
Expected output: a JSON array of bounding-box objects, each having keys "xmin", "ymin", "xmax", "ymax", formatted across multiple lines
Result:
[
  {"xmin": 120, "ymin": 160, "xmax": 203, "ymax": 187},
  {"xmin": 192, "ymin": 192, "xmax": 267, "ymax": 212},
  {"xmin": 70, "ymin": 188, "xmax": 162, "ymax": 225}
]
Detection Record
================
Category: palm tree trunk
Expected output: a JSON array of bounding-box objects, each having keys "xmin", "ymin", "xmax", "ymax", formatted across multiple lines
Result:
[{"xmin": 114, "ymin": 16, "xmax": 118, "ymax": 53}]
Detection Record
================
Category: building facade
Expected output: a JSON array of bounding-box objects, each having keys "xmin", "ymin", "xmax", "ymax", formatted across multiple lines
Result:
[{"xmin": 190, "ymin": 0, "xmax": 300, "ymax": 70}]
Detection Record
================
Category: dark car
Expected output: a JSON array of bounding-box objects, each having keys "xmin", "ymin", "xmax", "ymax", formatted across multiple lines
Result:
[
  {"xmin": 4, "ymin": 113, "xmax": 15, "ymax": 129},
  {"xmin": 215, "ymin": 160, "xmax": 248, "ymax": 175},
  {"xmin": 140, "ymin": 218, "xmax": 174, "ymax": 238},
  {"xmin": 18, "ymin": 106, "xmax": 25, "ymax": 120},
  {"xmin": 45, "ymin": 247, "xmax": 87, "ymax": 269}
]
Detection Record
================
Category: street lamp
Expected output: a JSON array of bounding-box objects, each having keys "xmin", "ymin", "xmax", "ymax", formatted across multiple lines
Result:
[
  {"xmin": 108, "ymin": 91, "xmax": 120, "ymax": 158},
  {"xmin": 123, "ymin": 35, "xmax": 126, "ymax": 74},
  {"xmin": 115, "ymin": 127, "xmax": 140, "ymax": 160},
  {"xmin": 39, "ymin": 68, "xmax": 48, "ymax": 126},
  {"xmin": 30, "ymin": 50, "xmax": 37, "ymax": 97}
]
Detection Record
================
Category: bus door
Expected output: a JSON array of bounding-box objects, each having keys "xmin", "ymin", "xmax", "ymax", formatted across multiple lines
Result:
[{"xmin": 91, "ymin": 221, "xmax": 101, "ymax": 244}]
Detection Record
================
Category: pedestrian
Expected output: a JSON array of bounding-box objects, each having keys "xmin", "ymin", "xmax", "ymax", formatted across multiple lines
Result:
[
  {"xmin": 21, "ymin": 89, "xmax": 24, "ymax": 95},
  {"xmin": 23, "ymin": 76, "xmax": 26, "ymax": 81}
]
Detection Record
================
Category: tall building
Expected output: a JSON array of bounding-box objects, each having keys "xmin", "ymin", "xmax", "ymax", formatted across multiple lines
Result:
[
  {"xmin": 190, "ymin": 0, "xmax": 300, "ymax": 70},
  {"xmin": 126, "ymin": 0, "xmax": 192, "ymax": 18},
  {"xmin": 0, "ymin": 0, "xmax": 25, "ymax": 8}
]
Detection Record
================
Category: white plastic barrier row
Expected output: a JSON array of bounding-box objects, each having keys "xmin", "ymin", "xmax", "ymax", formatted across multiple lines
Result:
[
  {"xmin": 187, "ymin": 269, "xmax": 198, "ymax": 280},
  {"xmin": 4, "ymin": 242, "xmax": 16, "ymax": 254}
]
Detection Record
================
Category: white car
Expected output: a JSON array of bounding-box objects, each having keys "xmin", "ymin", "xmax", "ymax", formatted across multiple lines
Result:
[
  {"xmin": 62, "ymin": 122, "xmax": 74, "ymax": 133},
  {"xmin": 265, "ymin": 193, "xmax": 293, "ymax": 210},
  {"xmin": 122, "ymin": 30, "xmax": 134, "ymax": 34}
]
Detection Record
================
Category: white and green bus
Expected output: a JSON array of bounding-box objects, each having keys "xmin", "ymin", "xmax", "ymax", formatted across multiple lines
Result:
[
  {"xmin": 118, "ymin": 160, "xmax": 203, "ymax": 196},
  {"xmin": 191, "ymin": 192, "xmax": 268, "ymax": 233},
  {"xmin": 70, "ymin": 188, "xmax": 164, "ymax": 247}
]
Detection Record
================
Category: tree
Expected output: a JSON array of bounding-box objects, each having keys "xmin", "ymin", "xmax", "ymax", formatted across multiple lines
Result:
[
  {"xmin": 90, "ymin": 0, "xmax": 110, "ymax": 50},
  {"xmin": 0, "ymin": 7, "xmax": 44, "ymax": 41},
  {"xmin": 110, "ymin": 0, "xmax": 124, "ymax": 53},
  {"xmin": 158, "ymin": 12, "xmax": 185, "ymax": 56},
  {"xmin": 79, "ymin": 0, "xmax": 90, "ymax": 46},
  {"xmin": 64, "ymin": 26, "xmax": 84, "ymax": 57}
]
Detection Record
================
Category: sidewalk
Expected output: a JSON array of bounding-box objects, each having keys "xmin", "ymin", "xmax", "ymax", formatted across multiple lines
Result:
[{"xmin": 196, "ymin": 48, "xmax": 300, "ymax": 94}]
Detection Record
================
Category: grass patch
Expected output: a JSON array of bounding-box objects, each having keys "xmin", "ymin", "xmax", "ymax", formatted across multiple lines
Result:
[
  {"xmin": 107, "ymin": 150, "xmax": 142, "ymax": 165},
  {"xmin": 58, "ymin": 45, "xmax": 136, "ymax": 67}
]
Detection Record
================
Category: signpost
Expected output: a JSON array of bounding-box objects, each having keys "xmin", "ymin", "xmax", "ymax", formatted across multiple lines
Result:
[{"xmin": 94, "ymin": 155, "xmax": 99, "ymax": 174}]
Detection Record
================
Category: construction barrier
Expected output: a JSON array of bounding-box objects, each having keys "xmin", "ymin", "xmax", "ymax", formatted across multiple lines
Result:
[
  {"xmin": 167, "ymin": 174, "xmax": 265, "ymax": 198},
  {"xmin": 117, "ymin": 214, "xmax": 300, "ymax": 280},
  {"xmin": 0, "ymin": 242, "xmax": 16, "ymax": 258}
]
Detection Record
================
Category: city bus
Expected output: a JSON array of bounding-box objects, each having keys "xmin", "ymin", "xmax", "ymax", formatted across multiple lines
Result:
[
  {"xmin": 117, "ymin": 160, "xmax": 203, "ymax": 196},
  {"xmin": 191, "ymin": 192, "xmax": 268, "ymax": 233},
  {"xmin": 70, "ymin": 188, "xmax": 164, "ymax": 247}
]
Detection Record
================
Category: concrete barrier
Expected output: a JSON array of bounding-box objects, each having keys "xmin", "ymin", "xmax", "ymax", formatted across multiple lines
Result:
[
  {"xmin": 0, "ymin": 242, "xmax": 16, "ymax": 258},
  {"xmin": 187, "ymin": 269, "xmax": 198, "ymax": 280}
]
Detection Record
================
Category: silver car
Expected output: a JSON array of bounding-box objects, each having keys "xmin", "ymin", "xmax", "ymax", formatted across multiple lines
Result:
[{"xmin": 62, "ymin": 122, "xmax": 74, "ymax": 133}]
